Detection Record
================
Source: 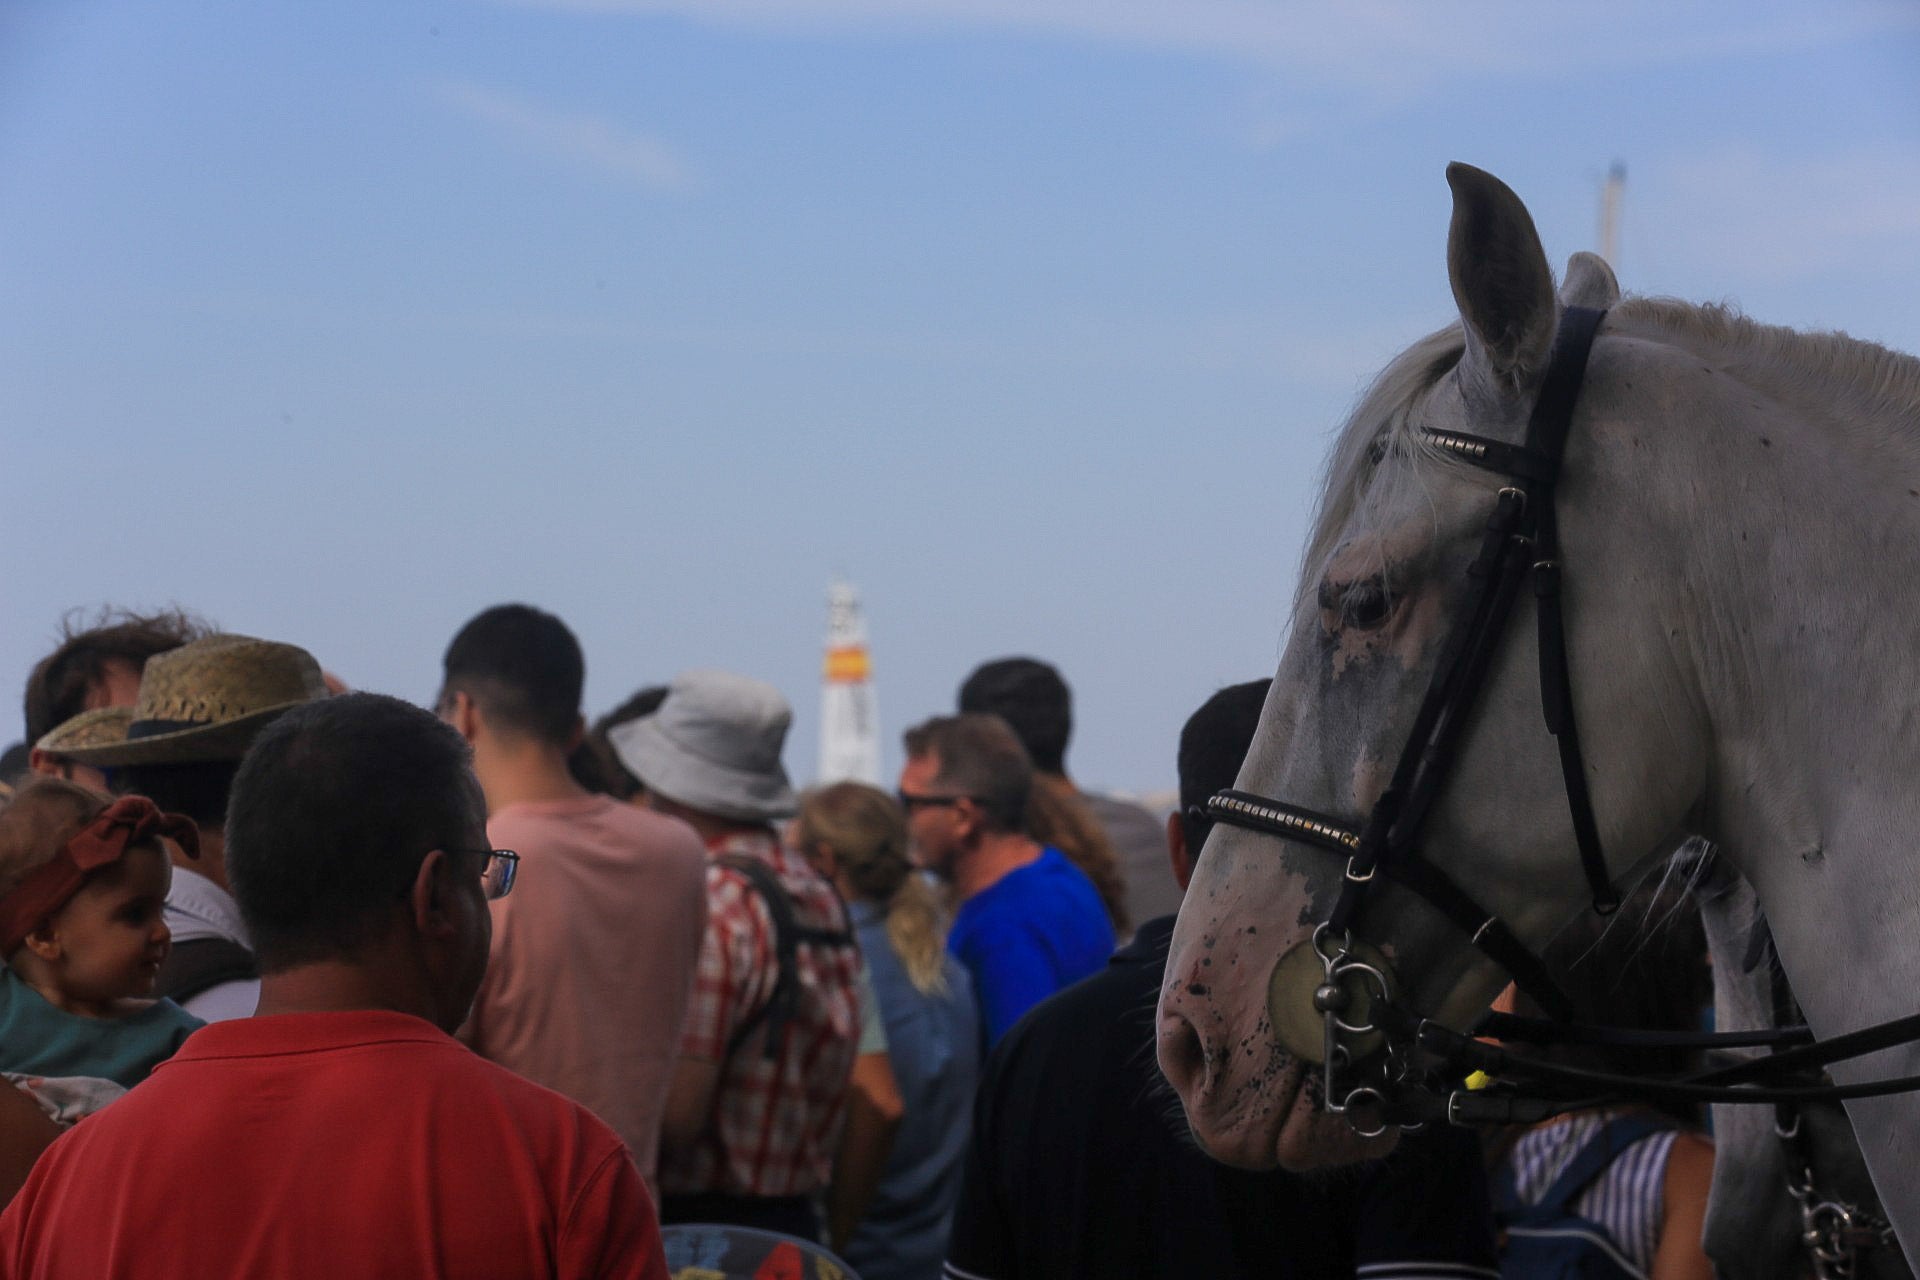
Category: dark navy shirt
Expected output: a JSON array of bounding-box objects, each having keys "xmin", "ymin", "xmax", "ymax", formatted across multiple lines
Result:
[
  {"xmin": 944, "ymin": 915, "xmax": 1501, "ymax": 1280},
  {"xmin": 947, "ymin": 847, "xmax": 1114, "ymax": 1044}
]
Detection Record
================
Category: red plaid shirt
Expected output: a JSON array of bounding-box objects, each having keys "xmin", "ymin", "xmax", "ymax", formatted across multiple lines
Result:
[{"xmin": 658, "ymin": 830, "xmax": 861, "ymax": 1199}]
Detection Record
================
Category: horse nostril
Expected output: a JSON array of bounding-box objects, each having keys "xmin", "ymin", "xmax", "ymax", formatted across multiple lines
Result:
[{"xmin": 1157, "ymin": 1012, "xmax": 1210, "ymax": 1100}]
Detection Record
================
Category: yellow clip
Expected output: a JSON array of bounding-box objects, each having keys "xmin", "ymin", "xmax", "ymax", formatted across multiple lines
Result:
[{"xmin": 1464, "ymin": 1070, "xmax": 1493, "ymax": 1092}]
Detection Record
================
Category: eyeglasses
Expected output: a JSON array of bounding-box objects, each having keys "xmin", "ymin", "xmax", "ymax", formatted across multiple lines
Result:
[
  {"xmin": 449, "ymin": 849, "xmax": 520, "ymax": 899},
  {"xmin": 896, "ymin": 790, "xmax": 977, "ymax": 813}
]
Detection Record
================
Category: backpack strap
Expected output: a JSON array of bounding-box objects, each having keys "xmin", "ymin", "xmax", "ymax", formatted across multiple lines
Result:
[
  {"xmin": 1529, "ymin": 1113, "xmax": 1679, "ymax": 1218},
  {"xmin": 715, "ymin": 854, "xmax": 857, "ymax": 1061},
  {"xmin": 154, "ymin": 936, "xmax": 259, "ymax": 1004}
]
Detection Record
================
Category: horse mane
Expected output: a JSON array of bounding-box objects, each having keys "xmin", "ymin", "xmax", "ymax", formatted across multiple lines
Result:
[
  {"xmin": 1299, "ymin": 299, "xmax": 1920, "ymax": 613},
  {"xmin": 1611, "ymin": 297, "xmax": 1920, "ymax": 443}
]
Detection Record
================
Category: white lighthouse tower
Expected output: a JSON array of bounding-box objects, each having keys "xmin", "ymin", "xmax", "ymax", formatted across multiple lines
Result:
[{"xmin": 817, "ymin": 580, "xmax": 881, "ymax": 785}]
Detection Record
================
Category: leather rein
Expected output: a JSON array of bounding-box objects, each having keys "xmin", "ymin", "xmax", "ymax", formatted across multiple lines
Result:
[{"xmin": 1205, "ymin": 305, "xmax": 1920, "ymax": 1142}]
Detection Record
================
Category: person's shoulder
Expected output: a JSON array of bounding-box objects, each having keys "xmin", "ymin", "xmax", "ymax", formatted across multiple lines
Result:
[
  {"xmin": 773, "ymin": 849, "xmax": 844, "ymax": 914},
  {"xmin": 1006, "ymin": 961, "xmax": 1140, "ymax": 1043},
  {"xmin": 977, "ymin": 963, "xmax": 1160, "ymax": 1132},
  {"xmin": 702, "ymin": 859, "xmax": 775, "ymax": 942},
  {"xmin": 1662, "ymin": 1128, "xmax": 1714, "ymax": 1188},
  {"xmin": 714, "ymin": 840, "xmax": 843, "ymax": 920},
  {"xmin": 951, "ymin": 878, "xmax": 1024, "ymax": 932},
  {"xmin": 591, "ymin": 797, "xmax": 708, "ymax": 857},
  {"xmin": 1034, "ymin": 848, "xmax": 1111, "ymax": 914},
  {"xmin": 439, "ymin": 1052, "xmax": 645, "ymax": 1205},
  {"xmin": 486, "ymin": 800, "xmax": 568, "ymax": 843},
  {"xmin": 497, "ymin": 800, "xmax": 711, "ymax": 892},
  {"xmin": 462, "ymin": 1047, "xmax": 633, "ymax": 1143},
  {"xmin": 118, "ymin": 994, "xmax": 202, "ymax": 1024},
  {"xmin": 993, "ymin": 922, "xmax": 1145, "ymax": 1039},
  {"xmin": 1035, "ymin": 845, "xmax": 1097, "ymax": 887}
]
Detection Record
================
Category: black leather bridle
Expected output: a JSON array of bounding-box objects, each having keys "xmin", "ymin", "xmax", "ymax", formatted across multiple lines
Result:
[{"xmin": 1206, "ymin": 305, "xmax": 1920, "ymax": 1140}]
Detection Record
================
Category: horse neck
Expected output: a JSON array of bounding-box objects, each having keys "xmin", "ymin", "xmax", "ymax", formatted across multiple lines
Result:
[
  {"xmin": 1613, "ymin": 330, "xmax": 1920, "ymax": 1260},
  {"xmin": 1627, "ymin": 326, "xmax": 1920, "ymax": 1033}
]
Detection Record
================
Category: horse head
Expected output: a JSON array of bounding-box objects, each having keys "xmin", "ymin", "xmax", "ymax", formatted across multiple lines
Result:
[{"xmin": 1157, "ymin": 164, "xmax": 1715, "ymax": 1170}]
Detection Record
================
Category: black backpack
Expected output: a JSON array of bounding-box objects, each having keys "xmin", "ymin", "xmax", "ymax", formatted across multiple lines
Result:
[
  {"xmin": 715, "ymin": 855, "xmax": 858, "ymax": 1061},
  {"xmin": 1493, "ymin": 1112, "xmax": 1677, "ymax": 1280}
]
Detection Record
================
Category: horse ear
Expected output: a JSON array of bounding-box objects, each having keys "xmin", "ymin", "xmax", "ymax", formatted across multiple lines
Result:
[
  {"xmin": 1559, "ymin": 251, "xmax": 1620, "ymax": 309},
  {"xmin": 1445, "ymin": 163, "xmax": 1557, "ymax": 386}
]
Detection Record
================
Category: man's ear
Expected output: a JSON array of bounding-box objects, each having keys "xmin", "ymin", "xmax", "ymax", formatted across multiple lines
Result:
[
  {"xmin": 1165, "ymin": 812, "xmax": 1193, "ymax": 893},
  {"xmin": 952, "ymin": 798, "xmax": 985, "ymax": 846},
  {"xmin": 442, "ymin": 691, "xmax": 481, "ymax": 744},
  {"xmin": 564, "ymin": 714, "xmax": 586, "ymax": 754},
  {"xmin": 408, "ymin": 849, "xmax": 461, "ymax": 940},
  {"xmin": 26, "ymin": 748, "xmax": 61, "ymax": 779}
]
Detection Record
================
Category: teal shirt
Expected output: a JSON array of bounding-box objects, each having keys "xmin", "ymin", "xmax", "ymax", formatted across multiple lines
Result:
[{"xmin": 0, "ymin": 970, "xmax": 203, "ymax": 1088}]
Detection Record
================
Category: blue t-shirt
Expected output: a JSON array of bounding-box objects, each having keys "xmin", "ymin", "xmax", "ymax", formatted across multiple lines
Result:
[
  {"xmin": 843, "ymin": 901, "xmax": 982, "ymax": 1280},
  {"xmin": 948, "ymin": 848, "xmax": 1115, "ymax": 1043},
  {"xmin": 0, "ymin": 970, "xmax": 203, "ymax": 1088}
]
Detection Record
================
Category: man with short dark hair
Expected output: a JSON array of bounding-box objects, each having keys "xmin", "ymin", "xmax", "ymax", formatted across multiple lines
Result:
[
  {"xmin": 958, "ymin": 656, "xmax": 1177, "ymax": 933},
  {"xmin": 23, "ymin": 608, "xmax": 208, "ymax": 788},
  {"xmin": 898, "ymin": 714, "xmax": 1112, "ymax": 1043},
  {"xmin": 439, "ymin": 604, "xmax": 707, "ymax": 1189},
  {"xmin": 0, "ymin": 692, "xmax": 669, "ymax": 1278},
  {"xmin": 943, "ymin": 680, "xmax": 1501, "ymax": 1280}
]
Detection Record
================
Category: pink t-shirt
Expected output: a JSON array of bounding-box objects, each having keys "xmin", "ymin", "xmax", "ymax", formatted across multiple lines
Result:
[{"xmin": 462, "ymin": 795, "xmax": 708, "ymax": 1181}]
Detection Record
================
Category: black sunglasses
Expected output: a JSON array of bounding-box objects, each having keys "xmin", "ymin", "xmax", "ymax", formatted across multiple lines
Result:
[{"xmin": 896, "ymin": 790, "xmax": 979, "ymax": 812}]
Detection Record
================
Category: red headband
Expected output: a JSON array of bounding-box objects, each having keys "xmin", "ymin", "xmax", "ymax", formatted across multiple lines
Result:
[{"xmin": 0, "ymin": 796, "xmax": 199, "ymax": 957}]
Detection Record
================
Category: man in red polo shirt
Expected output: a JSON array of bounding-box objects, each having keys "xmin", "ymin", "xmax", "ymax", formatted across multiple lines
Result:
[{"xmin": 0, "ymin": 693, "xmax": 667, "ymax": 1279}]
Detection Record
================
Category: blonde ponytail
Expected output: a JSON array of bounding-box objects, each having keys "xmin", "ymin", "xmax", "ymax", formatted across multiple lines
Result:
[{"xmin": 796, "ymin": 782, "xmax": 951, "ymax": 996}]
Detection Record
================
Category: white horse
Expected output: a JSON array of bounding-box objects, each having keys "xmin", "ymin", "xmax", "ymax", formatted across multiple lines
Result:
[
  {"xmin": 1698, "ymin": 859, "xmax": 1909, "ymax": 1279},
  {"xmin": 1155, "ymin": 162, "xmax": 1920, "ymax": 1267}
]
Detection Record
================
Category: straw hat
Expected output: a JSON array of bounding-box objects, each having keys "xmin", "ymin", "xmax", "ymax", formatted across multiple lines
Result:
[
  {"xmin": 34, "ymin": 707, "xmax": 134, "ymax": 759},
  {"xmin": 609, "ymin": 670, "xmax": 798, "ymax": 822},
  {"xmin": 52, "ymin": 634, "xmax": 328, "ymax": 767}
]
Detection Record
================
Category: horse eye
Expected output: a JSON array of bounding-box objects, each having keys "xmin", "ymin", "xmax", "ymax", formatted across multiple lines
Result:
[{"xmin": 1319, "ymin": 577, "xmax": 1393, "ymax": 632}]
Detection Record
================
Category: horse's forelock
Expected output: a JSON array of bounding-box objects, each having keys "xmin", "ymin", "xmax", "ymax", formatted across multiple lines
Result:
[{"xmin": 1296, "ymin": 323, "xmax": 1466, "ymax": 616}]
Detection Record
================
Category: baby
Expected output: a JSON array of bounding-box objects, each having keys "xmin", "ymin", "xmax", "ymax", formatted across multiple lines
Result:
[{"xmin": 0, "ymin": 778, "xmax": 205, "ymax": 1117}]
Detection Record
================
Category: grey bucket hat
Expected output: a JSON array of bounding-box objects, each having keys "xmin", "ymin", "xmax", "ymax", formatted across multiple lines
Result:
[{"xmin": 609, "ymin": 670, "xmax": 798, "ymax": 822}]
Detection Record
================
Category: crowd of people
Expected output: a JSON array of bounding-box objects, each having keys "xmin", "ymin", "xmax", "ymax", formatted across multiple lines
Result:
[{"xmin": 0, "ymin": 605, "xmax": 1718, "ymax": 1278}]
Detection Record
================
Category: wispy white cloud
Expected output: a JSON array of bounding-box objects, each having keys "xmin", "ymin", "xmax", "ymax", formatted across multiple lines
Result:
[
  {"xmin": 435, "ymin": 80, "xmax": 694, "ymax": 191},
  {"xmin": 490, "ymin": 0, "xmax": 1920, "ymax": 93},
  {"xmin": 1637, "ymin": 144, "xmax": 1920, "ymax": 283}
]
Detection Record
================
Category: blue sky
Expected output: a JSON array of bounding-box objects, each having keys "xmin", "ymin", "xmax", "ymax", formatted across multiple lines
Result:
[{"xmin": 6, "ymin": 0, "xmax": 1919, "ymax": 792}]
